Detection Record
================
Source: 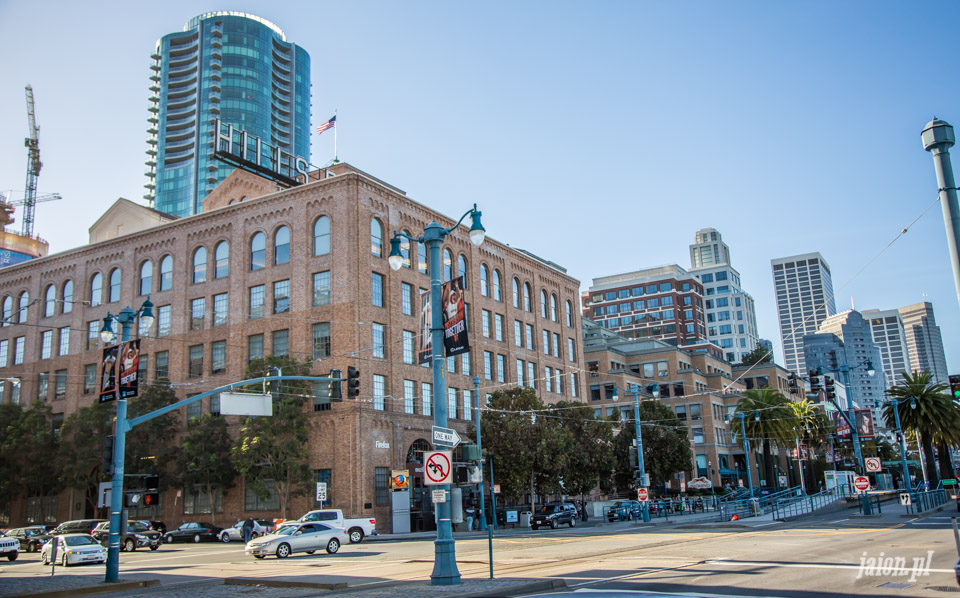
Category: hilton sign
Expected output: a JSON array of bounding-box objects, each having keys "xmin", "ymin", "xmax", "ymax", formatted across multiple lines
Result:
[{"xmin": 213, "ymin": 119, "xmax": 316, "ymax": 187}]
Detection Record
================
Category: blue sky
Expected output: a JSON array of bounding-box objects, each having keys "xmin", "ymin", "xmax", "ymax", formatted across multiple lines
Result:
[{"xmin": 1, "ymin": 1, "xmax": 959, "ymax": 372}]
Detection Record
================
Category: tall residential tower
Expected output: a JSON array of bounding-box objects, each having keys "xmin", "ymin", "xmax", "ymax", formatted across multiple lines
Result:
[
  {"xmin": 146, "ymin": 12, "xmax": 311, "ymax": 217},
  {"xmin": 771, "ymin": 252, "xmax": 836, "ymax": 374},
  {"xmin": 898, "ymin": 302, "xmax": 949, "ymax": 383}
]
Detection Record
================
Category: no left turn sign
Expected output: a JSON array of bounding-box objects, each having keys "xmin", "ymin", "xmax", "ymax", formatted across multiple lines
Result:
[{"xmin": 423, "ymin": 451, "xmax": 453, "ymax": 486}]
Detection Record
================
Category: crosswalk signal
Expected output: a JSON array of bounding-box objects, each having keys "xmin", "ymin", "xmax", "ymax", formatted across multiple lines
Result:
[
  {"xmin": 949, "ymin": 374, "xmax": 960, "ymax": 399},
  {"xmin": 824, "ymin": 376, "xmax": 836, "ymax": 401},
  {"xmin": 328, "ymin": 369, "xmax": 342, "ymax": 401},
  {"xmin": 143, "ymin": 492, "xmax": 160, "ymax": 506},
  {"xmin": 347, "ymin": 366, "xmax": 360, "ymax": 399},
  {"xmin": 124, "ymin": 492, "xmax": 143, "ymax": 508}
]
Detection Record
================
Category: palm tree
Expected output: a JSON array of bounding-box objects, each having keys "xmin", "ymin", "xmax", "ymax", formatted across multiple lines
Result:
[
  {"xmin": 787, "ymin": 399, "xmax": 822, "ymax": 493},
  {"xmin": 732, "ymin": 388, "xmax": 795, "ymax": 491},
  {"xmin": 882, "ymin": 371, "xmax": 960, "ymax": 487}
]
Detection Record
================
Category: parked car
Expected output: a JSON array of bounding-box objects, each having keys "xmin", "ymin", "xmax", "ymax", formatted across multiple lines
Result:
[
  {"xmin": 531, "ymin": 502, "xmax": 578, "ymax": 530},
  {"xmin": 145, "ymin": 521, "xmax": 167, "ymax": 535},
  {"xmin": 245, "ymin": 522, "xmax": 347, "ymax": 559},
  {"xmin": 296, "ymin": 509, "xmax": 377, "ymax": 543},
  {"xmin": 6, "ymin": 526, "xmax": 50, "ymax": 552},
  {"xmin": 40, "ymin": 534, "xmax": 106, "ymax": 567},
  {"xmin": 606, "ymin": 500, "xmax": 641, "ymax": 522},
  {"xmin": 163, "ymin": 522, "xmax": 223, "ymax": 543},
  {"xmin": 92, "ymin": 521, "xmax": 162, "ymax": 551},
  {"xmin": 0, "ymin": 535, "xmax": 19, "ymax": 561},
  {"xmin": 29, "ymin": 519, "xmax": 106, "ymax": 550},
  {"xmin": 218, "ymin": 519, "xmax": 272, "ymax": 543}
]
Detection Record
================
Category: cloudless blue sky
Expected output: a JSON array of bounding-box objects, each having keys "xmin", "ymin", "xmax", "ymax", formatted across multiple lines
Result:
[{"xmin": 1, "ymin": 1, "xmax": 959, "ymax": 372}]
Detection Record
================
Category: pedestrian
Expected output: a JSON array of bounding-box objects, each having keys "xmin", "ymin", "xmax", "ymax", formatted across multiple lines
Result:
[
  {"xmin": 242, "ymin": 517, "xmax": 254, "ymax": 544},
  {"xmin": 465, "ymin": 505, "xmax": 475, "ymax": 532}
]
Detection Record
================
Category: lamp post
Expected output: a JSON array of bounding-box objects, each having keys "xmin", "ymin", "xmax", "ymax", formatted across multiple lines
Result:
[
  {"xmin": 707, "ymin": 461, "xmax": 715, "ymax": 509},
  {"xmin": 728, "ymin": 412, "xmax": 756, "ymax": 497},
  {"xmin": 821, "ymin": 359, "xmax": 875, "ymax": 513},
  {"xmin": 389, "ymin": 205, "xmax": 485, "ymax": 586},
  {"xmin": 629, "ymin": 383, "xmax": 658, "ymax": 523},
  {"xmin": 100, "ymin": 298, "xmax": 154, "ymax": 583},
  {"xmin": 887, "ymin": 396, "xmax": 917, "ymax": 490}
]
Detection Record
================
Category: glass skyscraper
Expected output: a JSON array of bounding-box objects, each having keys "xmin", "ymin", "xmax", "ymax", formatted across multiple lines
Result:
[
  {"xmin": 146, "ymin": 12, "xmax": 311, "ymax": 217},
  {"xmin": 770, "ymin": 252, "xmax": 836, "ymax": 375}
]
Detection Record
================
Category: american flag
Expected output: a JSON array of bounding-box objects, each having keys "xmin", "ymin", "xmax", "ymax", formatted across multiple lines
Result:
[{"xmin": 317, "ymin": 115, "xmax": 336, "ymax": 135}]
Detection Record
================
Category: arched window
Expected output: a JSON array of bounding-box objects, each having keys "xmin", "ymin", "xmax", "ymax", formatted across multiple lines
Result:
[
  {"xmin": 443, "ymin": 249, "xmax": 453, "ymax": 282},
  {"xmin": 90, "ymin": 273, "xmax": 103, "ymax": 307},
  {"xmin": 370, "ymin": 218, "xmax": 383, "ymax": 257},
  {"xmin": 159, "ymin": 256, "xmax": 173, "ymax": 291},
  {"xmin": 493, "ymin": 270, "xmax": 502, "ymax": 302},
  {"xmin": 480, "ymin": 265, "xmax": 489, "ymax": 296},
  {"xmin": 1, "ymin": 296, "xmax": 10, "ymax": 326},
  {"xmin": 400, "ymin": 231, "xmax": 411, "ymax": 268},
  {"xmin": 18, "ymin": 292, "xmax": 29, "ymax": 323},
  {"xmin": 43, "ymin": 285, "xmax": 56, "ymax": 318},
  {"xmin": 540, "ymin": 290, "xmax": 548, "ymax": 318},
  {"xmin": 566, "ymin": 300, "xmax": 574, "ymax": 327},
  {"xmin": 550, "ymin": 294, "xmax": 558, "ymax": 322},
  {"xmin": 457, "ymin": 255, "xmax": 467, "ymax": 288},
  {"xmin": 139, "ymin": 261, "xmax": 152, "ymax": 296},
  {"xmin": 192, "ymin": 247, "xmax": 207, "ymax": 284},
  {"xmin": 313, "ymin": 216, "xmax": 330, "ymax": 256},
  {"xmin": 417, "ymin": 241, "xmax": 427, "ymax": 274},
  {"xmin": 523, "ymin": 283, "xmax": 532, "ymax": 312},
  {"xmin": 214, "ymin": 242, "xmax": 229, "ymax": 278},
  {"xmin": 62, "ymin": 280, "xmax": 73, "ymax": 314},
  {"xmin": 512, "ymin": 278, "xmax": 520, "ymax": 308},
  {"xmin": 109, "ymin": 268, "xmax": 121, "ymax": 303},
  {"xmin": 274, "ymin": 225, "xmax": 290, "ymax": 265},
  {"xmin": 250, "ymin": 232, "xmax": 266, "ymax": 271}
]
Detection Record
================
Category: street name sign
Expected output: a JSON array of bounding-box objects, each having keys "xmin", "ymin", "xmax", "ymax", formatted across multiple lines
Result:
[
  {"xmin": 220, "ymin": 392, "xmax": 273, "ymax": 416},
  {"xmin": 423, "ymin": 451, "xmax": 453, "ymax": 485},
  {"xmin": 854, "ymin": 476, "xmax": 870, "ymax": 492},
  {"xmin": 432, "ymin": 425, "xmax": 461, "ymax": 448}
]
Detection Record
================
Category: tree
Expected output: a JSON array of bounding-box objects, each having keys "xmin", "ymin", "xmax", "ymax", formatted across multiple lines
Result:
[
  {"xmin": 882, "ymin": 370, "xmax": 960, "ymax": 486},
  {"xmin": 737, "ymin": 346, "xmax": 772, "ymax": 368},
  {"xmin": 548, "ymin": 401, "xmax": 614, "ymax": 497},
  {"xmin": 232, "ymin": 356, "xmax": 313, "ymax": 519},
  {"xmin": 732, "ymin": 388, "xmax": 795, "ymax": 490},
  {"xmin": 58, "ymin": 401, "xmax": 113, "ymax": 515},
  {"xmin": 125, "ymin": 383, "xmax": 180, "ymax": 486},
  {"xmin": 0, "ymin": 403, "xmax": 24, "ymax": 515},
  {"xmin": 177, "ymin": 414, "xmax": 236, "ymax": 525},
  {"xmin": 1, "ymin": 402, "xmax": 62, "ymax": 520},
  {"xmin": 610, "ymin": 400, "xmax": 692, "ymax": 494}
]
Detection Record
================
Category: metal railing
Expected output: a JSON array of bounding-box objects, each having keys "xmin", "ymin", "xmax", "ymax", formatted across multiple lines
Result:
[
  {"xmin": 772, "ymin": 487, "xmax": 842, "ymax": 520},
  {"xmin": 904, "ymin": 489, "xmax": 949, "ymax": 515},
  {"xmin": 718, "ymin": 497, "xmax": 763, "ymax": 521},
  {"xmin": 760, "ymin": 486, "xmax": 803, "ymax": 508},
  {"xmin": 856, "ymin": 493, "xmax": 883, "ymax": 515}
]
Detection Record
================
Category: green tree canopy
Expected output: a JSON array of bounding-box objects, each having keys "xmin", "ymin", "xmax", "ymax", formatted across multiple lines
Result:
[
  {"xmin": 2, "ymin": 401, "xmax": 62, "ymax": 520},
  {"xmin": 548, "ymin": 401, "xmax": 614, "ymax": 497},
  {"xmin": 732, "ymin": 388, "xmax": 795, "ymax": 490},
  {"xmin": 125, "ymin": 383, "xmax": 180, "ymax": 485},
  {"xmin": 58, "ymin": 401, "xmax": 113, "ymax": 514},
  {"xmin": 737, "ymin": 346, "xmax": 773, "ymax": 368},
  {"xmin": 0, "ymin": 403, "xmax": 23, "ymax": 514},
  {"xmin": 177, "ymin": 414, "xmax": 236, "ymax": 525},
  {"xmin": 610, "ymin": 399, "xmax": 692, "ymax": 493}
]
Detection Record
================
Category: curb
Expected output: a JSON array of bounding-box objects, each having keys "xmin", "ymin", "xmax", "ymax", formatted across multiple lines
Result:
[
  {"xmin": 226, "ymin": 577, "xmax": 347, "ymax": 590},
  {"xmin": 8, "ymin": 579, "xmax": 159, "ymax": 598},
  {"xmin": 456, "ymin": 578, "xmax": 567, "ymax": 598}
]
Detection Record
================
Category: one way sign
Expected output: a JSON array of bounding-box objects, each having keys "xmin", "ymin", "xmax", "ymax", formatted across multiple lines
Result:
[{"xmin": 432, "ymin": 425, "xmax": 461, "ymax": 448}]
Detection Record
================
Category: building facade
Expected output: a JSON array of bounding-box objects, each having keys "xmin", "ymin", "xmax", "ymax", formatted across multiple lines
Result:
[
  {"xmin": 0, "ymin": 163, "xmax": 584, "ymax": 529},
  {"xmin": 146, "ymin": 12, "xmax": 311, "ymax": 217},
  {"xmin": 771, "ymin": 252, "xmax": 836, "ymax": 374},
  {"xmin": 687, "ymin": 228, "xmax": 760, "ymax": 364},
  {"xmin": 860, "ymin": 307, "xmax": 911, "ymax": 390},
  {"xmin": 582, "ymin": 265, "xmax": 708, "ymax": 349},
  {"xmin": 898, "ymin": 302, "xmax": 949, "ymax": 383}
]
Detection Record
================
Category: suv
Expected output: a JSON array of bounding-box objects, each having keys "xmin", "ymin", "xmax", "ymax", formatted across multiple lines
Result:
[
  {"xmin": 92, "ymin": 521, "xmax": 162, "ymax": 551},
  {"xmin": 0, "ymin": 535, "xmax": 18, "ymax": 561},
  {"xmin": 6, "ymin": 526, "xmax": 49, "ymax": 552},
  {"xmin": 606, "ymin": 500, "xmax": 641, "ymax": 522},
  {"xmin": 531, "ymin": 502, "xmax": 578, "ymax": 530}
]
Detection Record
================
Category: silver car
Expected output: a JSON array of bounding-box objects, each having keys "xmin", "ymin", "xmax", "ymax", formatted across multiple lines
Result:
[
  {"xmin": 245, "ymin": 522, "xmax": 346, "ymax": 559},
  {"xmin": 41, "ymin": 534, "xmax": 106, "ymax": 567},
  {"xmin": 219, "ymin": 519, "xmax": 270, "ymax": 543}
]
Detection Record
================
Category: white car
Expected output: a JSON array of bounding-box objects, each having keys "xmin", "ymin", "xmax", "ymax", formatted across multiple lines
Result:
[
  {"xmin": 245, "ymin": 522, "xmax": 347, "ymax": 559},
  {"xmin": 219, "ymin": 519, "xmax": 271, "ymax": 543},
  {"xmin": 41, "ymin": 534, "xmax": 106, "ymax": 567}
]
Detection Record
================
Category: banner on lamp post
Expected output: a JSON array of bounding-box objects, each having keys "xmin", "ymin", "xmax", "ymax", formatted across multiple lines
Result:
[
  {"xmin": 99, "ymin": 345, "xmax": 120, "ymax": 403},
  {"xmin": 418, "ymin": 288, "xmax": 432, "ymax": 365},
  {"xmin": 118, "ymin": 339, "xmax": 141, "ymax": 399},
  {"xmin": 442, "ymin": 276, "xmax": 469, "ymax": 357}
]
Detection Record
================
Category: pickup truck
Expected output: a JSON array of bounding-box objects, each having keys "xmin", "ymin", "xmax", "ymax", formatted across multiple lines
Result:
[{"xmin": 296, "ymin": 509, "xmax": 377, "ymax": 544}]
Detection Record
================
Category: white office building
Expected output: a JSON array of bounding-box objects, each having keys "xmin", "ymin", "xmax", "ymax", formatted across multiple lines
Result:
[
  {"xmin": 898, "ymin": 302, "xmax": 949, "ymax": 383},
  {"xmin": 771, "ymin": 252, "xmax": 837, "ymax": 375},
  {"xmin": 860, "ymin": 308, "xmax": 911, "ymax": 390}
]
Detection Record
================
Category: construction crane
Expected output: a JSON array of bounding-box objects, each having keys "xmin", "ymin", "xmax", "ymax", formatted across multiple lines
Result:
[{"xmin": 22, "ymin": 84, "xmax": 42, "ymax": 238}]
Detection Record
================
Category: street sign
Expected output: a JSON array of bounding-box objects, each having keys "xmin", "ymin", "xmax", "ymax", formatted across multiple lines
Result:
[
  {"xmin": 854, "ymin": 476, "xmax": 870, "ymax": 492},
  {"xmin": 220, "ymin": 392, "xmax": 273, "ymax": 416},
  {"xmin": 865, "ymin": 457, "xmax": 882, "ymax": 473},
  {"xmin": 432, "ymin": 426, "xmax": 461, "ymax": 448},
  {"xmin": 316, "ymin": 482, "xmax": 327, "ymax": 502},
  {"xmin": 423, "ymin": 451, "xmax": 453, "ymax": 486},
  {"xmin": 493, "ymin": 484, "xmax": 501, "ymax": 494},
  {"xmin": 637, "ymin": 488, "xmax": 649, "ymax": 502},
  {"xmin": 943, "ymin": 478, "xmax": 957, "ymax": 486},
  {"xmin": 900, "ymin": 493, "xmax": 912, "ymax": 506},
  {"xmin": 431, "ymin": 489, "xmax": 447, "ymax": 503}
]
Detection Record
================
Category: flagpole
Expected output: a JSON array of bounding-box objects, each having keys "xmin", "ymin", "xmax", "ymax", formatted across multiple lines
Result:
[{"xmin": 334, "ymin": 108, "xmax": 338, "ymax": 162}]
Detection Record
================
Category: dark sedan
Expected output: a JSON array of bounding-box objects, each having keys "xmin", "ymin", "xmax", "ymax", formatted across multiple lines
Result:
[
  {"xmin": 5, "ymin": 526, "xmax": 50, "ymax": 552},
  {"xmin": 163, "ymin": 522, "xmax": 222, "ymax": 543}
]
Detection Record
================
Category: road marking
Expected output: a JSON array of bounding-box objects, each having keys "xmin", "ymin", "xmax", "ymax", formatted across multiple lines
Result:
[
  {"xmin": 752, "ymin": 522, "xmax": 777, "ymax": 527},
  {"xmin": 705, "ymin": 559, "xmax": 956, "ymax": 574},
  {"xmin": 828, "ymin": 518, "xmax": 849, "ymax": 523}
]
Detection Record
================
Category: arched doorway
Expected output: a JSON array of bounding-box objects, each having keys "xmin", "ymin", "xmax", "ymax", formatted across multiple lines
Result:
[{"xmin": 406, "ymin": 439, "xmax": 434, "ymax": 531}]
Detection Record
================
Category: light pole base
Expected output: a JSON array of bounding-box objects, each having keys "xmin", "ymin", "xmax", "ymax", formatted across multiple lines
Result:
[{"xmin": 431, "ymin": 538, "xmax": 461, "ymax": 585}]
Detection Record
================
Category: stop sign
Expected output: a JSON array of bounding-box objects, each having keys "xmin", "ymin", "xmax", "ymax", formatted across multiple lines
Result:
[
  {"xmin": 854, "ymin": 476, "xmax": 870, "ymax": 491},
  {"xmin": 637, "ymin": 488, "xmax": 649, "ymax": 502}
]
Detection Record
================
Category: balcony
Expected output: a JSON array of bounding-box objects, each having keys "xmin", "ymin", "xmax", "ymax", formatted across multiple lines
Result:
[{"xmin": 146, "ymin": 126, "xmax": 158, "ymax": 135}]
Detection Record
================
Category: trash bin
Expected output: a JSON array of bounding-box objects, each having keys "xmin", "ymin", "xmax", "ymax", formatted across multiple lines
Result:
[
  {"xmin": 750, "ymin": 497, "xmax": 761, "ymax": 516},
  {"xmin": 520, "ymin": 511, "xmax": 532, "ymax": 527}
]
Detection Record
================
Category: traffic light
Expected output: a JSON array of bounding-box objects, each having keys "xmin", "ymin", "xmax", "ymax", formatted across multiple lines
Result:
[
  {"xmin": 949, "ymin": 374, "xmax": 960, "ymax": 399},
  {"xmin": 144, "ymin": 475, "xmax": 159, "ymax": 490},
  {"xmin": 143, "ymin": 492, "xmax": 160, "ymax": 506},
  {"xmin": 628, "ymin": 450, "xmax": 638, "ymax": 468},
  {"xmin": 808, "ymin": 370, "xmax": 821, "ymax": 393},
  {"xmin": 328, "ymin": 369, "xmax": 342, "ymax": 401},
  {"xmin": 102, "ymin": 435, "xmax": 115, "ymax": 477},
  {"xmin": 787, "ymin": 373, "xmax": 798, "ymax": 393},
  {"xmin": 824, "ymin": 376, "xmax": 836, "ymax": 401},
  {"xmin": 347, "ymin": 366, "xmax": 360, "ymax": 399}
]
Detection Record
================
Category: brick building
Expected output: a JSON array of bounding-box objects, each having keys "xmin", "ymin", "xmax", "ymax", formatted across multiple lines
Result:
[{"xmin": 0, "ymin": 163, "xmax": 584, "ymax": 530}]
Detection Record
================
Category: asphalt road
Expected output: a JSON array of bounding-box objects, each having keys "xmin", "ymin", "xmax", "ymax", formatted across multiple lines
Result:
[{"xmin": 4, "ymin": 506, "xmax": 959, "ymax": 597}]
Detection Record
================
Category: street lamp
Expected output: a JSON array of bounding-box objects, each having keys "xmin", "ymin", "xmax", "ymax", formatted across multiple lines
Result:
[
  {"xmin": 726, "ymin": 412, "xmax": 755, "ymax": 497},
  {"xmin": 613, "ymin": 382, "xmax": 658, "ymax": 523},
  {"xmin": 887, "ymin": 396, "xmax": 917, "ymax": 491},
  {"xmin": 388, "ymin": 204, "xmax": 485, "ymax": 586}
]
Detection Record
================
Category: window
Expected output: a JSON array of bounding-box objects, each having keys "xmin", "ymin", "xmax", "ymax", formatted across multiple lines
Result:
[
  {"xmin": 482, "ymin": 310, "xmax": 491, "ymax": 337},
  {"xmin": 540, "ymin": 290, "xmax": 547, "ymax": 317},
  {"xmin": 525, "ymin": 324, "xmax": 534, "ymax": 350},
  {"xmin": 372, "ymin": 272, "xmax": 384, "ymax": 307},
  {"xmin": 209, "ymin": 393, "xmax": 220, "ymax": 415},
  {"xmin": 494, "ymin": 314, "xmax": 504, "ymax": 341},
  {"xmin": 403, "ymin": 380, "xmax": 415, "ymax": 414},
  {"xmin": 457, "ymin": 255, "xmax": 467, "ymax": 287},
  {"xmin": 517, "ymin": 359, "xmax": 525, "ymax": 386},
  {"xmin": 58, "ymin": 327, "xmax": 69, "ymax": 356},
  {"xmin": 34, "ymin": 372, "xmax": 48, "ymax": 400},
  {"xmin": 448, "ymin": 387, "xmax": 458, "ymax": 419},
  {"xmin": 314, "ymin": 216, "xmax": 331, "ymax": 256},
  {"xmin": 442, "ymin": 249, "xmax": 452, "ymax": 282},
  {"xmin": 86, "ymin": 321, "xmax": 99, "ymax": 350},
  {"xmin": 375, "ymin": 467, "xmax": 389, "ymax": 505},
  {"xmin": 274, "ymin": 226, "xmax": 290, "ymax": 265},
  {"xmin": 371, "ymin": 219, "xmax": 384, "ymax": 257},
  {"xmin": 527, "ymin": 362, "xmax": 536, "ymax": 389},
  {"xmin": 43, "ymin": 285, "xmax": 55, "ymax": 317},
  {"xmin": 542, "ymin": 330, "xmax": 549, "ymax": 355},
  {"xmin": 493, "ymin": 270, "xmax": 502, "ymax": 301},
  {"xmin": 213, "ymin": 293, "xmax": 228, "ymax": 326},
  {"xmin": 273, "ymin": 280, "xmax": 290, "ymax": 314},
  {"xmin": 689, "ymin": 403, "xmax": 701, "ymax": 420},
  {"xmin": 497, "ymin": 354, "xmax": 506, "ymax": 383},
  {"xmin": 84, "ymin": 364, "xmax": 96, "ymax": 394},
  {"xmin": 40, "ymin": 331, "xmax": 52, "ymax": 359},
  {"xmin": 1, "ymin": 296, "xmax": 10, "ymax": 326},
  {"xmin": 373, "ymin": 374, "xmax": 386, "ymax": 410},
  {"xmin": 155, "ymin": 351, "xmax": 169, "ymax": 380},
  {"xmin": 312, "ymin": 323, "xmax": 331, "ymax": 359},
  {"xmin": 514, "ymin": 320, "xmax": 522, "ymax": 347},
  {"xmin": 545, "ymin": 366, "xmax": 552, "ymax": 392},
  {"xmin": 523, "ymin": 283, "xmax": 531, "ymax": 312},
  {"xmin": 187, "ymin": 345, "xmax": 203, "ymax": 377},
  {"xmin": 461, "ymin": 351, "xmax": 471, "ymax": 375},
  {"xmin": 313, "ymin": 271, "xmax": 331, "ymax": 306},
  {"xmin": 484, "ymin": 351, "xmax": 492, "ymax": 380},
  {"xmin": 402, "ymin": 330, "xmax": 415, "ymax": 364},
  {"xmin": 568, "ymin": 338, "xmax": 575, "ymax": 361},
  {"xmin": 211, "ymin": 341, "xmax": 226, "ymax": 374},
  {"xmin": 159, "ymin": 256, "xmax": 173, "ymax": 290},
  {"xmin": 9, "ymin": 380, "xmax": 18, "ymax": 405},
  {"xmin": 553, "ymin": 333, "xmax": 561, "ymax": 358},
  {"xmin": 191, "ymin": 298, "xmax": 205, "ymax": 330},
  {"xmin": 570, "ymin": 372, "xmax": 579, "ymax": 398},
  {"xmin": 550, "ymin": 294, "xmax": 558, "ymax": 322},
  {"xmin": 249, "ymin": 285, "xmax": 265, "ymax": 318},
  {"xmin": 214, "ymin": 241, "xmax": 229, "ymax": 278},
  {"xmin": 372, "ymin": 323, "xmax": 386, "ymax": 358},
  {"xmin": 62, "ymin": 280, "xmax": 73, "ymax": 314},
  {"xmin": 138, "ymin": 262, "xmax": 152, "ymax": 296},
  {"xmin": 248, "ymin": 334, "xmax": 264, "ymax": 363},
  {"xmin": 464, "ymin": 389, "xmax": 472, "ymax": 421},
  {"xmin": 17, "ymin": 293, "xmax": 28, "ymax": 323},
  {"xmin": 157, "ymin": 305, "xmax": 171, "ymax": 337},
  {"xmin": 401, "ymin": 282, "xmax": 413, "ymax": 315},
  {"xmin": 480, "ymin": 265, "xmax": 489, "ymax": 296},
  {"xmin": 192, "ymin": 247, "xmax": 207, "ymax": 283},
  {"xmin": 417, "ymin": 241, "xmax": 427, "ymax": 274},
  {"xmin": 422, "ymin": 382, "xmax": 432, "ymax": 416},
  {"xmin": 272, "ymin": 329, "xmax": 289, "ymax": 357},
  {"xmin": 250, "ymin": 232, "xmax": 266, "ymax": 270},
  {"xmin": 512, "ymin": 278, "xmax": 520, "ymax": 308},
  {"xmin": 693, "ymin": 427, "xmax": 705, "ymax": 444},
  {"xmin": 244, "ymin": 478, "xmax": 279, "ymax": 511},
  {"xmin": 0, "ymin": 340, "xmax": 7, "ymax": 366},
  {"xmin": 565, "ymin": 300, "xmax": 573, "ymax": 327},
  {"xmin": 90, "ymin": 273, "xmax": 102, "ymax": 307},
  {"xmin": 399, "ymin": 232, "xmax": 411, "ymax": 268}
]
